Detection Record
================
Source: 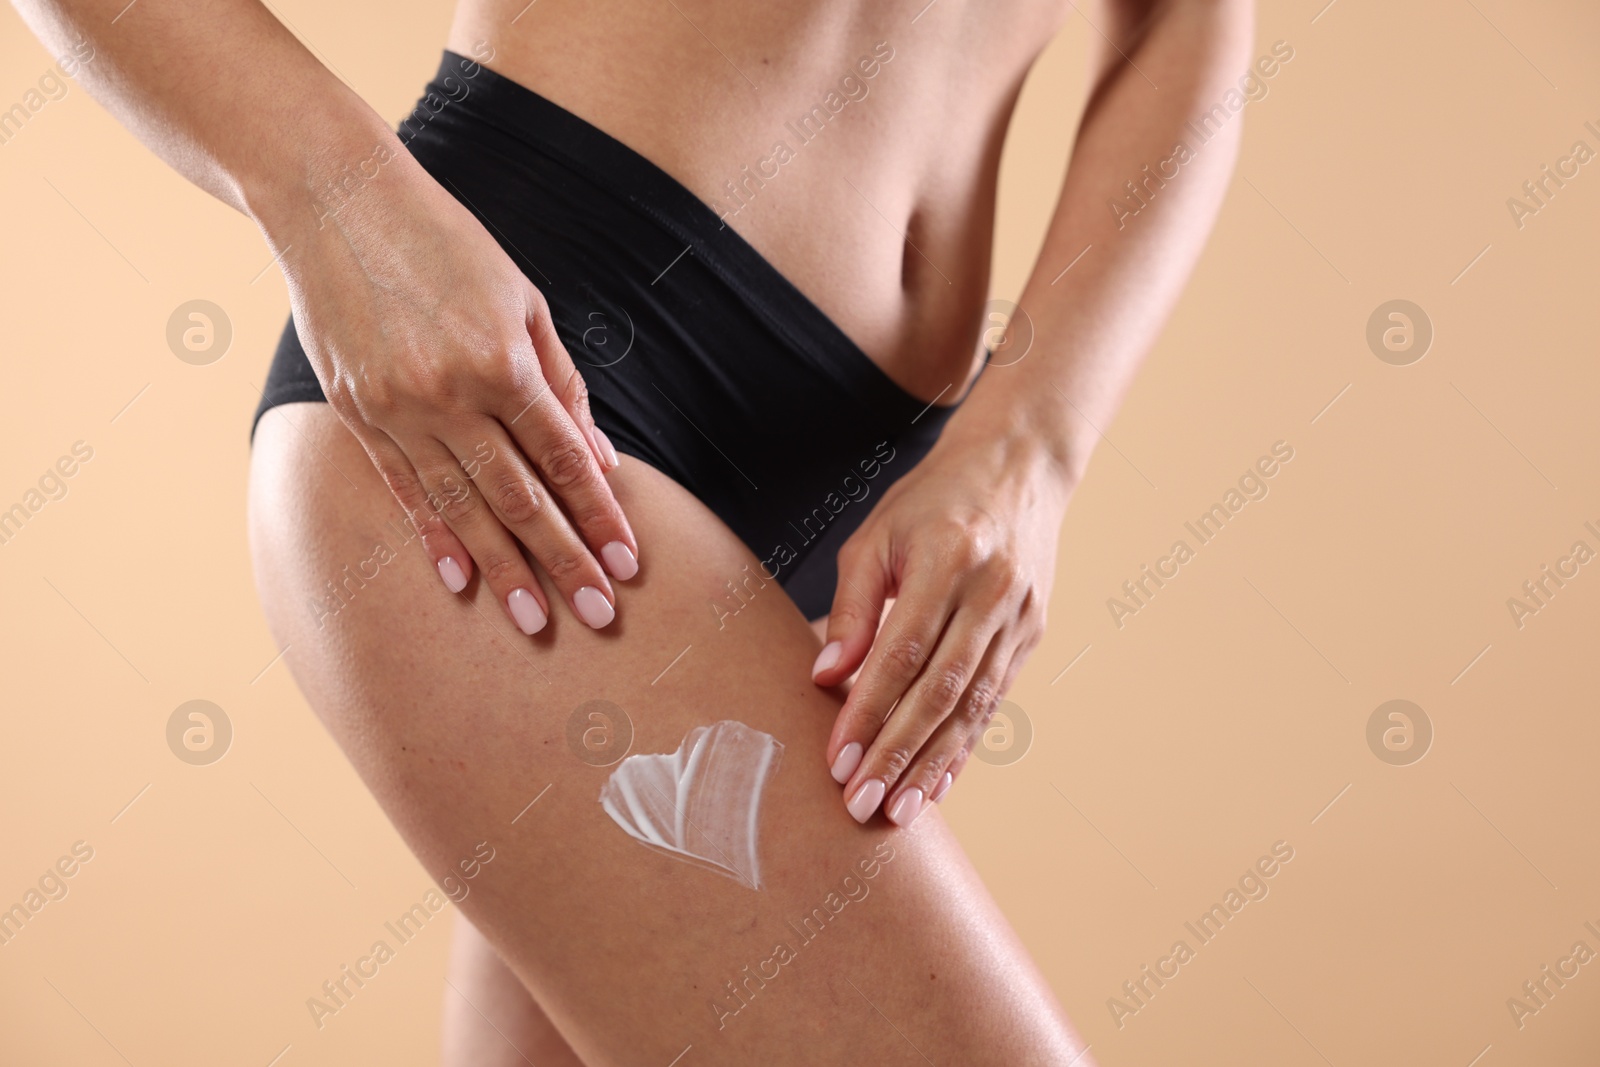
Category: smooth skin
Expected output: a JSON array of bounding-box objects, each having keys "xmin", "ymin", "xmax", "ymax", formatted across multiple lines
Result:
[
  {"xmin": 14, "ymin": 0, "xmax": 1252, "ymax": 1059},
  {"xmin": 251, "ymin": 403, "xmax": 1093, "ymax": 1065}
]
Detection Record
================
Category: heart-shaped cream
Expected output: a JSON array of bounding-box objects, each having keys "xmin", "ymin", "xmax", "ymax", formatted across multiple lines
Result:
[{"xmin": 599, "ymin": 720, "xmax": 784, "ymax": 890}]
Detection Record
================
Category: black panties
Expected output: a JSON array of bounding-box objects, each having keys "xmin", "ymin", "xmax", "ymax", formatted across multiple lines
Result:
[{"xmin": 253, "ymin": 51, "xmax": 971, "ymax": 619}]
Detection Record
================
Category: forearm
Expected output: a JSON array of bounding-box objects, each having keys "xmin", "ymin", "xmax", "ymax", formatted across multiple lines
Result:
[
  {"xmin": 12, "ymin": 0, "xmax": 401, "ymax": 240},
  {"xmin": 954, "ymin": 0, "xmax": 1257, "ymax": 486}
]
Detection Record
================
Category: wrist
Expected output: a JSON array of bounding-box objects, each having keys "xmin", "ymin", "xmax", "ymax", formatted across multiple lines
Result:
[
  {"xmin": 945, "ymin": 376, "xmax": 1091, "ymax": 497},
  {"xmin": 938, "ymin": 402, "xmax": 1080, "ymax": 513},
  {"xmin": 239, "ymin": 104, "xmax": 415, "ymax": 250}
]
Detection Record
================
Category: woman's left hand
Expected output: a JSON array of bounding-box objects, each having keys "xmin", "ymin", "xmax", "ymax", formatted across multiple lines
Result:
[{"xmin": 812, "ymin": 420, "xmax": 1075, "ymax": 826}]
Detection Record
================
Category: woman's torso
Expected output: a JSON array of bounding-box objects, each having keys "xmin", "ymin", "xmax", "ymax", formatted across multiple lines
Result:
[{"xmin": 447, "ymin": 0, "xmax": 1069, "ymax": 404}]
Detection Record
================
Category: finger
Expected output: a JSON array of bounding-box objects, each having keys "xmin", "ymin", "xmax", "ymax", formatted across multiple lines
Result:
[
  {"xmin": 446, "ymin": 425, "xmax": 620, "ymax": 631},
  {"xmin": 842, "ymin": 607, "xmax": 999, "ymax": 825},
  {"xmin": 934, "ymin": 625, "xmax": 1036, "ymax": 805},
  {"xmin": 499, "ymin": 353, "xmax": 639, "ymax": 585},
  {"xmin": 523, "ymin": 281, "xmax": 615, "ymax": 472},
  {"xmin": 884, "ymin": 629, "xmax": 1011, "ymax": 824},
  {"xmin": 932, "ymin": 747, "xmax": 967, "ymax": 804},
  {"xmin": 404, "ymin": 434, "xmax": 554, "ymax": 635},
  {"xmin": 822, "ymin": 562, "xmax": 947, "ymax": 790},
  {"xmin": 358, "ymin": 430, "xmax": 475, "ymax": 595},
  {"xmin": 812, "ymin": 532, "xmax": 892, "ymax": 686}
]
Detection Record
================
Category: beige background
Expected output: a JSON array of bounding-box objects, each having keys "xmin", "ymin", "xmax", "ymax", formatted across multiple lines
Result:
[{"xmin": 3, "ymin": 1, "xmax": 1598, "ymax": 1063}]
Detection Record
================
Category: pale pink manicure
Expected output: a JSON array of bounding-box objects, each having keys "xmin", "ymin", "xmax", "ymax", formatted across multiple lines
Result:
[
  {"xmin": 593, "ymin": 426, "xmax": 620, "ymax": 470},
  {"xmin": 507, "ymin": 588, "xmax": 547, "ymax": 635},
  {"xmin": 437, "ymin": 557, "xmax": 468, "ymax": 594},
  {"xmin": 574, "ymin": 585, "xmax": 615, "ymax": 629},
  {"xmin": 812, "ymin": 641, "xmax": 843, "ymax": 680},
  {"xmin": 601, "ymin": 541, "xmax": 638, "ymax": 581},
  {"xmin": 930, "ymin": 771, "xmax": 954, "ymax": 803},
  {"xmin": 846, "ymin": 778, "xmax": 886, "ymax": 824},
  {"xmin": 830, "ymin": 742, "xmax": 863, "ymax": 784},
  {"xmin": 888, "ymin": 788, "xmax": 924, "ymax": 827}
]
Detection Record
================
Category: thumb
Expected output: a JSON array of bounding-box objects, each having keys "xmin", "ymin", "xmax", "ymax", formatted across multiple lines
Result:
[{"xmin": 812, "ymin": 533, "xmax": 891, "ymax": 686}]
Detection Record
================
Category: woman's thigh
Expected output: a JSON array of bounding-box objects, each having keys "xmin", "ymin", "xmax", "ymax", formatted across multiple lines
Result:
[{"xmin": 248, "ymin": 403, "xmax": 1091, "ymax": 1067}]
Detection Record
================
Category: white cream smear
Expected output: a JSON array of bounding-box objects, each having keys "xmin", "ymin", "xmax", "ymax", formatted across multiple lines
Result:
[{"xmin": 599, "ymin": 720, "xmax": 784, "ymax": 891}]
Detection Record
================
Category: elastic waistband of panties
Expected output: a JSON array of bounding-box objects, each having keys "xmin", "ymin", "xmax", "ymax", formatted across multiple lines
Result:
[{"xmin": 406, "ymin": 51, "xmax": 976, "ymax": 425}]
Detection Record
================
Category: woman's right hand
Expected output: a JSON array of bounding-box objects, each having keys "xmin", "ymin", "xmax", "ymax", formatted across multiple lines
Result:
[{"xmin": 268, "ymin": 147, "xmax": 638, "ymax": 635}]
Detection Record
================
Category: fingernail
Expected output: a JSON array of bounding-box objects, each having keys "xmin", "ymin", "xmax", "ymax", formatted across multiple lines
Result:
[
  {"xmin": 437, "ymin": 556, "xmax": 468, "ymax": 594},
  {"xmin": 593, "ymin": 426, "xmax": 619, "ymax": 470},
  {"xmin": 507, "ymin": 587, "xmax": 547, "ymax": 635},
  {"xmin": 830, "ymin": 742, "xmax": 863, "ymax": 784},
  {"xmin": 574, "ymin": 585, "xmax": 615, "ymax": 629},
  {"xmin": 812, "ymin": 641, "xmax": 843, "ymax": 680},
  {"xmin": 931, "ymin": 771, "xmax": 954, "ymax": 803},
  {"xmin": 888, "ymin": 787, "xmax": 925, "ymax": 827},
  {"xmin": 846, "ymin": 778, "xmax": 886, "ymax": 824},
  {"xmin": 601, "ymin": 541, "xmax": 638, "ymax": 581}
]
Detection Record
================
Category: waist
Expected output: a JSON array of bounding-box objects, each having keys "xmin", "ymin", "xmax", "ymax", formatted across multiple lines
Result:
[{"xmin": 439, "ymin": 5, "xmax": 1051, "ymax": 397}]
